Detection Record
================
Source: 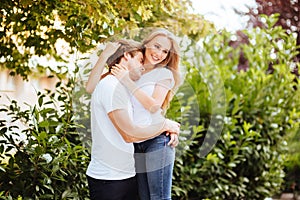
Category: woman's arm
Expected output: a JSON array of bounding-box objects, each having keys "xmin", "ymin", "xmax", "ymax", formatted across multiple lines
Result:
[
  {"xmin": 86, "ymin": 42, "xmax": 120, "ymax": 94},
  {"xmin": 127, "ymin": 79, "xmax": 171, "ymax": 113},
  {"xmin": 111, "ymin": 64, "xmax": 172, "ymax": 113}
]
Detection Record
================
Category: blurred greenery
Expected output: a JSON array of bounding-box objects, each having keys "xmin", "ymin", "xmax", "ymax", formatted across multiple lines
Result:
[{"xmin": 168, "ymin": 14, "xmax": 300, "ymax": 199}]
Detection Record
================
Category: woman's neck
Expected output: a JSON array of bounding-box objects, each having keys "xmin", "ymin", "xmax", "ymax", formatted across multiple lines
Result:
[{"xmin": 143, "ymin": 61, "xmax": 155, "ymax": 74}]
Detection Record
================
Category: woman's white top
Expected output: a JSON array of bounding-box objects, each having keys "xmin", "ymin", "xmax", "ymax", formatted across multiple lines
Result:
[{"xmin": 132, "ymin": 67, "xmax": 175, "ymax": 141}]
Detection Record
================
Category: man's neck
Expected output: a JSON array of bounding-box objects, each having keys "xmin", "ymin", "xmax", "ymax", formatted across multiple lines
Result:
[{"xmin": 118, "ymin": 59, "xmax": 128, "ymax": 69}]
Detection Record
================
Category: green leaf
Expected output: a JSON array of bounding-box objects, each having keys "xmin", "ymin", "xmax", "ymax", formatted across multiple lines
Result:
[{"xmin": 39, "ymin": 121, "xmax": 50, "ymax": 127}]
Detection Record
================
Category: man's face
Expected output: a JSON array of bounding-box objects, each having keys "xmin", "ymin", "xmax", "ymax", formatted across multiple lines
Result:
[{"xmin": 127, "ymin": 52, "xmax": 144, "ymax": 81}]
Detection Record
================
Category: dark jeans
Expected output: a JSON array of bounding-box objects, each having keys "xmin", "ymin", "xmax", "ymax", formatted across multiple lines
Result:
[{"xmin": 87, "ymin": 175, "xmax": 138, "ymax": 200}]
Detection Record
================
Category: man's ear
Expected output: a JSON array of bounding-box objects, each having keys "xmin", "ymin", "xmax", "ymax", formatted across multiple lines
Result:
[{"xmin": 123, "ymin": 52, "xmax": 131, "ymax": 60}]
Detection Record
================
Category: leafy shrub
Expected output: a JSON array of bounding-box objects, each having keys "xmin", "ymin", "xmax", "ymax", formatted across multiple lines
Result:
[
  {"xmin": 283, "ymin": 126, "xmax": 300, "ymax": 193},
  {"xmin": 0, "ymin": 71, "xmax": 90, "ymax": 199},
  {"xmin": 171, "ymin": 15, "xmax": 300, "ymax": 199}
]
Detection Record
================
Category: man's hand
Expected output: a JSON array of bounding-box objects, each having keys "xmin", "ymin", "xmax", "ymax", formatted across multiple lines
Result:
[
  {"xmin": 164, "ymin": 119, "xmax": 180, "ymax": 148},
  {"xmin": 168, "ymin": 133, "xmax": 179, "ymax": 148},
  {"xmin": 164, "ymin": 119, "xmax": 180, "ymax": 135}
]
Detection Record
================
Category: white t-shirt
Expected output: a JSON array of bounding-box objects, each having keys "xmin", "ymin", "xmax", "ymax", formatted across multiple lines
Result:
[
  {"xmin": 86, "ymin": 75, "xmax": 135, "ymax": 180},
  {"xmin": 132, "ymin": 67, "xmax": 174, "ymax": 130}
]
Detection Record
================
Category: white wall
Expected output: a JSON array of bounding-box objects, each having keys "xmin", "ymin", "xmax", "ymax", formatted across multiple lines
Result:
[{"xmin": 0, "ymin": 70, "xmax": 58, "ymax": 127}]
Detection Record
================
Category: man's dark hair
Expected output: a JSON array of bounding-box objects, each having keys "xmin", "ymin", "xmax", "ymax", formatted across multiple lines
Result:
[{"xmin": 106, "ymin": 39, "xmax": 142, "ymax": 70}]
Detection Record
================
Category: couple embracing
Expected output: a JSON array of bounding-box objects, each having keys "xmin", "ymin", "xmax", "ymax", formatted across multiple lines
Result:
[{"xmin": 85, "ymin": 28, "xmax": 181, "ymax": 200}]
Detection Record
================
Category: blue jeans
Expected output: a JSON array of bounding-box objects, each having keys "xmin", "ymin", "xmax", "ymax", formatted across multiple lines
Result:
[{"xmin": 134, "ymin": 134, "xmax": 175, "ymax": 200}]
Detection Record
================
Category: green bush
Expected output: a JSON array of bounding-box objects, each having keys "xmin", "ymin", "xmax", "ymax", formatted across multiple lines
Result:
[
  {"xmin": 171, "ymin": 15, "xmax": 300, "ymax": 199},
  {"xmin": 0, "ymin": 70, "xmax": 90, "ymax": 199},
  {"xmin": 283, "ymin": 125, "xmax": 300, "ymax": 193}
]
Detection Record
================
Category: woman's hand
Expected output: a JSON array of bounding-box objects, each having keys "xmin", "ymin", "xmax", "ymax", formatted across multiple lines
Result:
[
  {"xmin": 102, "ymin": 42, "xmax": 121, "ymax": 58},
  {"xmin": 111, "ymin": 64, "xmax": 132, "ymax": 86}
]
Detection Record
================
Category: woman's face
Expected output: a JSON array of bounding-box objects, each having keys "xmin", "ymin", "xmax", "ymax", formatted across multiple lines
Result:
[{"xmin": 144, "ymin": 35, "xmax": 171, "ymax": 66}]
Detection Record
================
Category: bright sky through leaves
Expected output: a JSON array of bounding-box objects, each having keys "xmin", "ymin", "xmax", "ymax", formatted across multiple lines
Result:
[{"xmin": 191, "ymin": 0, "xmax": 257, "ymax": 31}]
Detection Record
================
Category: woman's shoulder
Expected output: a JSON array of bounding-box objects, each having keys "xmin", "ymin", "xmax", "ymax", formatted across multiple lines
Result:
[
  {"xmin": 153, "ymin": 67, "xmax": 173, "ymax": 77},
  {"xmin": 154, "ymin": 67, "xmax": 172, "ymax": 72},
  {"xmin": 137, "ymin": 67, "xmax": 174, "ymax": 85},
  {"xmin": 156, "ymin": 67, "xmax": 173, "ymax": 78}
]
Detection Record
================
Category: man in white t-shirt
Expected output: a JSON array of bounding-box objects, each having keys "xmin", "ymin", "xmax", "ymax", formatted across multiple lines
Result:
[{"xmin": 86, "ymin": 39, "xmax": 180, "ymax": 200}]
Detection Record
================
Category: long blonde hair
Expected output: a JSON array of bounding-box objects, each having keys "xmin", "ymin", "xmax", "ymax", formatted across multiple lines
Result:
[{"xmin": 142, "ymin": 28, "xmax": 181, "ymax": 111}]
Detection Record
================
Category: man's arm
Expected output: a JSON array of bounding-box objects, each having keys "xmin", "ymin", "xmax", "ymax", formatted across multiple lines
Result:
[{"xmin": 108, "ymin": 109, "xmax": 179, "ymax": 143}]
